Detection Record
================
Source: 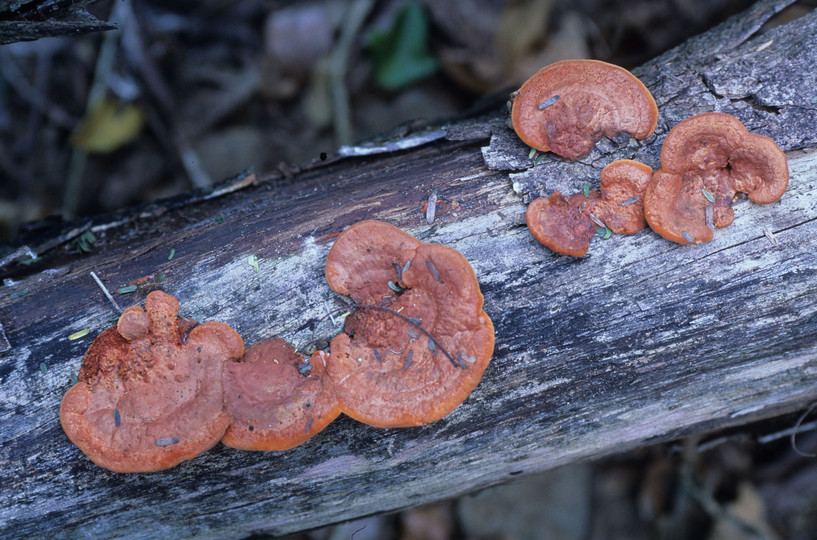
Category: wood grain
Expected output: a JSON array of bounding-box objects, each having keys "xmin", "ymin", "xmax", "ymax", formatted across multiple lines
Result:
[{"xmin": 1, "ymin": 1, "xmax": 816, "ymax": 537}]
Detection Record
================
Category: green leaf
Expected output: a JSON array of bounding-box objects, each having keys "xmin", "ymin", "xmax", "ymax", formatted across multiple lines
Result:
[
  {"xmin": 248, "ymin": 255, "xmax": 260, "ymax": 273},
  {"xmin": 72, "ymin": 230, "xmax": 96, "ymax": 254},
  {"xmin": 117, "ymin": 285, "xmax": 137, "ymax": 294},
  {"xmin": 9, "ymin": 288, "xmax": 28, "ymax": 299},
  {"xmin": 68, "ymin": 328, "xmax": 90, "ymax": 341},
  {"xmin": 367, "ymin": 2, "xmax": 438, "ymax": 90}
]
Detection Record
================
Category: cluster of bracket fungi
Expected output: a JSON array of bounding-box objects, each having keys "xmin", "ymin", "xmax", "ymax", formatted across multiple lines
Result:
[
  {"xmin": 60, "ymin": 220, "xmax": 494, "ymax": 472},
  {"xmin": 513, "ymin": 59, "xmax": 789, "ymax": 256},
  {"xmin": 60, "ymin": 59, "xmax": 790, "ymax": 473}
]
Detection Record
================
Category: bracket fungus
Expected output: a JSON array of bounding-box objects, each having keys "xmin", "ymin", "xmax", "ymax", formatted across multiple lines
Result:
[
  {"xmin": 60, "ymin": 290, "xmax": 244, "ymax": 472},
  {"xmin": 222, "ymin": 338, "xmax": 340, "ymax": 451},
  {"xmin": 526, "ymin": 191, "xmax": 599, "ymax": 257},
  {"xmin": 511, "ymin": 59, "xmax": 658, "ymax": 160},
  {"xmin": 324, "ymin": 220, "xmax": 494, "ymax": 428},
  {"xmin": 526, "ymin": 159, "xmax": 653, "ymax": 257},
  {"xmin": 590, "ymin": 159, "xmax": 654, "ymax": 235},
  {"xmin": 644, "ymin": 112, "xmax": 788, "ymax": 245}
]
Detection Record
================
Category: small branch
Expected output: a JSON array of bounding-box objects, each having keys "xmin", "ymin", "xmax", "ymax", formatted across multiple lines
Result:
[
  {"xmin": 117, "ymin": 0, "xmax": 212, "ymax": 189},
  {"xmin": 90, "ymin": 271, "xmax": 123, "ymax": 313},
  {"xmin": 327, "ymin": 0, "xmax": 374, "ymax": 146},
  {"xmin": 347, "ymin": 303, "xmax": 461, "ymax": 369},
  {"xmin": 790, "ymin": 402, "xmax": 817, "ymax": 457},
  {"xmin": 0, "ymin": 245, "xmax": 36, "ymax": 271},
  {"xmin": 62, "ymin": 0, "xmax": 127, "ymax": 219}
]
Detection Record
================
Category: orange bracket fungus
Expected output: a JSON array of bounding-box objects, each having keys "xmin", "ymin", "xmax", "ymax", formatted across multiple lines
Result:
[
  {"xmin": 526, "ymin": 159, "xmax": 653, "ymax": 257},
  {"xmin": 222, "ymin": 338, "xmax": 340, "ymax": 451},
  {"xmin": 60, "ymin": 290, "xmax": 244, "ymax": 472},
  {"xmin": 526, "ymin": 191, "xmax": 599, "ymax": 257},
  {"xmin": 590, "ymin": 160, "xmax": 654, "ymax": 235},
  {"xmin": 324, "ymin": 220, "xmax": 494, "ymax": 428},
  {"xmin": 644, "ymin": 112, "xmax": 788, "ymax": 245},
  {"xmin": 511, "ymin": 59, "xmax": 658, "ymax": 160}
]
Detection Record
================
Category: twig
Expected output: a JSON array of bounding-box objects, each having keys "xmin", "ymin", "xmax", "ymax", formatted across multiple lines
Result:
[
  {"xmin": 0, "ymin": 49, "xmax": 74, "ymax": 128},
  {"xmin": 118, "ymin": 0, "xmax": 212, "ymax": 188},
  {"xmin": 757, "ymin": 420, "xmax": 817, "ymax": 445},
  {"xmin": 0, "ymin": 245, "xmax": 37, "ymax": 270},
  {"xmin": 680, "ymin": 467, "xmax": 768, "ymax": 539},
  {"xmin": 680, "ymin": 438, "xmax": 768, "ymax": 540},
  {"xmin": 345, "ymin": 303, "xmax": 461, "ymax": 369},
  {"xmin": 62, "ymin": 0, "xmax": 127, "ymax": 218},
  {"xmin": 327, "ymin": 0, "xmax": 374, "ymax": 146},
  {"xmin": 790, "ymin": 402, "xmax": 817, "ymax": 457},
  {"xmin": 30, "ymin": 221, "xmax": 93, "ymax": 259},
  {"xmin": 90, "ymin": 271, "xmax": 123, "ymax": 313}
]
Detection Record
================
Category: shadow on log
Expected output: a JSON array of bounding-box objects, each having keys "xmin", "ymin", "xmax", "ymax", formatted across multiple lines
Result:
[{"xmin": 1, "ymin": 0, "xmax": 816, "ymax": 537}]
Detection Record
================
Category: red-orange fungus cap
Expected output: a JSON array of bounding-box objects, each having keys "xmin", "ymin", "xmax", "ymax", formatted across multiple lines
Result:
[
  {"xmin": 526, "ymin": 160, "xmax": 652, "ymax": 256},
  {"xmin": 511, "ymin": 59, "xmax": 658, "ymax": 160},
  {"xmin": 644, "ymin": 112, "xmax": 788, "ymax": 245},
  {"xmin": 60, "ymin": 290, "xmax": 244, "ymax": 472},
  {"xmin": 324, "ymin": 220, "xmax": 494, "ymax": 428},
  {"xmin": 591, "ymin": 159, "xmax": 653, "ymax": 235},
  {"xmin": 222, "ymin": 338, "xmax": 340, "ymax": 451},
  {"xmin": 526, "ymin": 191, "xmax": 599, "ymax": 257}
]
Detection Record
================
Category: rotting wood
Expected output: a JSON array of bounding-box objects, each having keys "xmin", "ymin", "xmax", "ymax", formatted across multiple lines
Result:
[
  {"xmin": 1, "ymin": 1, "xmax": 817, "ymax": 538},
  {"xmin": 0, "ymin": 0, "xmax": 115, "ymax": 45}
]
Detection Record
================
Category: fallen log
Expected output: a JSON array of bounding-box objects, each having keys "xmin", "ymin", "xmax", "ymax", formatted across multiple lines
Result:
[{"xmin": 1, "ymin": 0, "xmax": 816, "ymax": 537}]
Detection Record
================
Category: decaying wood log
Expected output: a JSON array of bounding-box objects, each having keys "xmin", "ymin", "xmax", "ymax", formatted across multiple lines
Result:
[
  {"xmin": 1, "ymin": 0, "xmax": 816, "ymax": 537},
  {"xmin": 0, "ymin": 1, "xmax": 115, "ymax": 45}
]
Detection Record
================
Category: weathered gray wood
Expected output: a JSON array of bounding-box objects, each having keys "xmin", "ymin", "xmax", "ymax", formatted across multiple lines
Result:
[
  {"xmin": 1, "ymin": 1, "xmax": 816, "ymax": 538},
  {"xmin": 0, "ymin": 18, "xmax": 115, "ymax": 44},
  {"xmin": 0, "ymin": 1, "xmax": 114, "ymax": 45}
]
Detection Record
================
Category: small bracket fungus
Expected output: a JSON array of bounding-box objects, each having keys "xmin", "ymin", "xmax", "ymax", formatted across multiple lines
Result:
[
  {"xmin": 526, "ymin": 159, "xmax": 653, "ymax": 257},
  {"xmin": 324, "ymin": 220, "xmax": 494, "ymax": 428},
  {"xmin": 511, "ymin": 59, "xmax": 658, "ymax": 160},
  {"xmin": 526, "ymin": 191, "xmax": 600, "ymax": 257},
  {"xmin": 590, "ymin": 159, "xmax": 654, "ymax": 235},
  {"xmin": 644, "ymin": 112, "xmax": 789, "ymax": 245},
  {"xmin": 222, "ymin": 338, "xmax": 340, "ymax": 451},
  {"xmin": 60, "ymin": 290, "xmax": 244, "ymax": 473}
]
